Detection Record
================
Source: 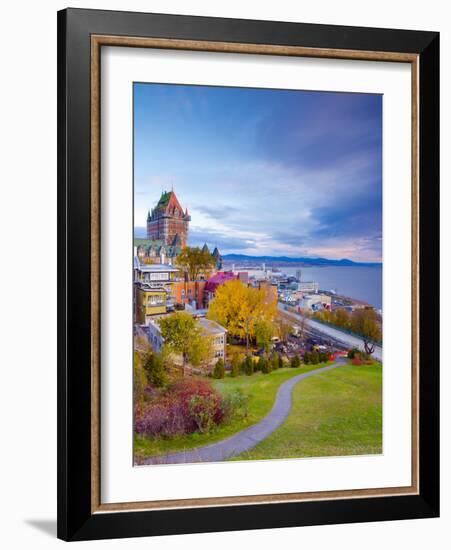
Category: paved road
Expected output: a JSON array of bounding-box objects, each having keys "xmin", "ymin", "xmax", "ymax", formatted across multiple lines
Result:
[
  {"xmin": 279, "ymin": 305, "xmax": 383, "ymax": 362},
  {"xmin": 142, "ymin": 361, "xmax": 343, "ymax": 465}
]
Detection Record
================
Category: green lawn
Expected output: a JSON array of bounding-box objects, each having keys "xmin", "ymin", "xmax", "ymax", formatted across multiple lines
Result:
[
  {"xmin": 230, "ymin": 363, "xmax": 382, "ymax": 461},
  {"xmin": 134, "ymin": 364, "xmax": 325, "ymax": 460}
]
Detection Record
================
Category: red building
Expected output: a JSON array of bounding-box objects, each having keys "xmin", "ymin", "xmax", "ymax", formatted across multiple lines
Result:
[
  {"xmin": 204, "ymin": 272, "xmax": 248, "ymax": 304},
  {"xmin": 171, "ymin": 280, "xmax": 207, "ymax": 310},
  {"xmin": 146, "ymin": 190, "xmax": 191, "ymax": 247}
]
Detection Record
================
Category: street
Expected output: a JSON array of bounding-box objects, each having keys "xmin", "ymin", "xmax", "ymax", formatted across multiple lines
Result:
[{"xmin": 278, "ymin": 304, "xmax": 383, "ymax": 362}]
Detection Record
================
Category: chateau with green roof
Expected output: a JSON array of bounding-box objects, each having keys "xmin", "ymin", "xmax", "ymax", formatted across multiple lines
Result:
[
  {"xmin": 136, "ymin": 190, "xmax": 222, "ymax": 268},
  {"xmin": 147, "ymin": 190, "xmax": 191, "ymax": 247}
]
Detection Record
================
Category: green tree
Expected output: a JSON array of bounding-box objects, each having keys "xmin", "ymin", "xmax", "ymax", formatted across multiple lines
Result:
[
  {"xmin": 351, "ymin": 308, "xmax": 382, "ymax": 355},
  {"xmin": 258, "ymin": 355, "xmax": 270, "ymax": 374},
  {"xmin": 310, "ymin": 350, "xmax": 320, "ymax": 364},
  {"xmin": 189, "ymin": 333, "xmax": 214, "ymax": 369},
  {"xmin": 133, "ymin": 350, "xmax": 148, "ymax": 402},
  {"xmin": 270, "ymin": 351, "xmax": 280, "ymax": 371},
  {"xmin": 212, "ymin": 358, "xmax": 225, "ymax": 379},
  {"xmin": 143, "ymin": 351, "xmax": 168, "ymax": 387},
  {"xmin": 176, "ymin": 246, "xmax": 216, "ymax": 281},
  {"xmin": 276, "ymin": 319, "xmax": 293, "ymax": 343},
  {"xmin": 242, "ymin": 355, "xmax": 254, "ymax": 376},
  {"xmin": 278, "ymin": 354, "xmax": 285, "ymax": 369},
  {"xmin": 158, "ymin": 311, "xmax": 209, "ymax": 375},
  {"xmin": 290, "ymin": 355, "xmax": 301, "ymax": 368},
  {"xmin": 334, "ymin": 308, "xmax": 351, "ymax": 329},
  {"xmin": 255, "ymin": 319, "xmax": 274, "ymax": 356},
  {"xmin": 230, "ymin": 355, "xmax": 241, "ymax": 377}
]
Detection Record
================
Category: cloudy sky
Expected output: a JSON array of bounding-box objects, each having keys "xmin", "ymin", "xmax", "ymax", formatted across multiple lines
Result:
[{"xmin": 134, "ymin": 83, "xmax": 382, "ymax": 262}]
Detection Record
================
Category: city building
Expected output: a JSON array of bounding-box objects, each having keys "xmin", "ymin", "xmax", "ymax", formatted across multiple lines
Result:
[
  {"xmin": 135, "ymin": 285, "xmax": 168, "ymax": 323},
  {"xmin": 198, "ymin": 318, "xmax": 227, "ymax": 362},
  {"xmin": 171, "ymin": 280, "xmax": 207, "ymax": 310},
  {"xmin": 146, "ymin": 317, "xmax": 227, "ymax": 368},
  {"xmin": 299, "ymin": 293, "xmax": 332, "ymax": 311},
  {"xmin": 134, "ymin": 239, "xmax": 181, "ymax": 265},
  {"xmin": 199, "ymin": 243, "xmax": 223, "ymax": 273},
  {"xmin": 212, "ymin": 246, "xmax": 222, "ymax": 270},
  {"xmin": 297, "ymin": 281, "xmax": 319, "ymax": 293},
  {"xmin": 134, "ymin": 262, "xmax": 181, "ymax": 323},
  {"xmin": 147, "ymin": 190, "xmax": 191, "ymax": 247}
]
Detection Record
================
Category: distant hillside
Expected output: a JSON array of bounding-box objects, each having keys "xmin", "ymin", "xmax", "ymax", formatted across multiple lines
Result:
[{"xmin": 221, "ymin": 254, "xmax": 381, "ymax": 267}]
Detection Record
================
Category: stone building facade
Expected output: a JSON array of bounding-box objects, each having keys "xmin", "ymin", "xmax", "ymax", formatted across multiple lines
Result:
[{"xmin": 147, "ymin": 190, "xmax": 191, "ymax": 247}]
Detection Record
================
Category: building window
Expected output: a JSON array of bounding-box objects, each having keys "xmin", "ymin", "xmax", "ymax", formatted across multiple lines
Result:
[
  {"xmin": 148, "ymin": 295, "xmax": 164, "ymax": 307},
  {"xmin": 150, "ymin": 272, "xmax": 168, "ymax": 281}
]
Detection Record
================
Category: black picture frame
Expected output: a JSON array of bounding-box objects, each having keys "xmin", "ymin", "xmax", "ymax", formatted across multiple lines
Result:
[{"xmin": 57, "ymin": 7, "xmax": 439, "ymax": 542}]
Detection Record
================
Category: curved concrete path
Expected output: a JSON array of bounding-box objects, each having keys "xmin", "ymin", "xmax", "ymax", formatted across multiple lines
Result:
[{"xmin": 143, "ymin": 361, "xmax": 344, "ymax": 465}]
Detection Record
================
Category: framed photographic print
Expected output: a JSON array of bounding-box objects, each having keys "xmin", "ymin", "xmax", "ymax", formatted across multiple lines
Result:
[{"xmin": 57, "ymin": 8, "xmax": 439, "ymax": 541}]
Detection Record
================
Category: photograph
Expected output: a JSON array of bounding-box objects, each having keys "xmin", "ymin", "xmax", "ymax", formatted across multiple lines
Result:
[
  {"xmin": 51, "ymin": 4, "xmax": 440, "ymax": 542},
  {"xmin": 132, "ymin": 82, "xmax": 383, "ymax": 466}
]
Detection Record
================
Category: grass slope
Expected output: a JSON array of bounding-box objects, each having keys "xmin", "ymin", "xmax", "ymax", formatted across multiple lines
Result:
[
  {"xmin": 231, "ymin": 363, "xmax": 382, "ymax": 461},
  {"xmin": 134, "ymin": 364, "xmax": 325, "ymax": 459}
]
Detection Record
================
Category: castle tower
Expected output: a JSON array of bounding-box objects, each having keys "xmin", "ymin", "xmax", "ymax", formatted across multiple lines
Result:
[
  {"xmin": 212, "ymin": 246, "xmax": 222, "ymax": 270},
  {"xmin": 146, "ymin": 190, "xmax": 191, "ymax": 247}
]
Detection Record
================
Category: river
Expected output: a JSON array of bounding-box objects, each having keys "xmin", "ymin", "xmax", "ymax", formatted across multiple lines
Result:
[{"xmin": 281, "ymin": 266, "xmax": 382, "ymax": 310}]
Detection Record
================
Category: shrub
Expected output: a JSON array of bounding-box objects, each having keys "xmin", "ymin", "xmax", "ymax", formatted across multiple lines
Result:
[
  {"xmin": 259, "ymin": 356, "xmax": 270, "ymax": 374},
  {"xmin": 134, "ymin": 351, "xmax": 147, "ymax": 404},
  {"xmin": 212, "ymin": 358, "xmax": 225, "ymax": 379},
  {"xmin": 189, "ymin": 394, "xmax": 220, "ymax": 433},
  {"xmin": 243, "ymin": 355, "xmax": 254, "ymax": 376},
  {"xmin": 310, "ymin": 350, "xmax": 320, "ymax": 364},
  {"xmin": 134, "ymin": 378, "xmax": 226, "ymax": 438},
  {"xmin": 347, "ymin": 348, "xmax": 371, "ymax": 361},
  {"xmin": 143, "ymin": 351, "xmax": 168, "ymax": 387},
  {"xmin": 223, "ymin": 389, "xmax": 251, "ymax": 420},
  {"xmin": 230, "ymin": 355, "xmax": 241, "ymax": 377},
  {"xmin": 351, "ymin": 357, "xmax": 363, "ymax": 366},
  {"xmin": 318, "ymin": 351, "xmax": 330, "ymax": 363},
  {"xmin": 347, "ymin": 347, "xmax": 360, "ymax": 359},
  {"xmin": 270, "ymin": 352, "xmax": 280, "ymax": 371},
  {"xmin": 278, "ymin": 354, "xmax": 285, "ymax": 369},
  {"xmin": 290, "ymin": 355, "xmax": 301, "ymax": 368},
  {"xmin": 303, "ymin": 351, "xmax": 310, "ymax": 364}
]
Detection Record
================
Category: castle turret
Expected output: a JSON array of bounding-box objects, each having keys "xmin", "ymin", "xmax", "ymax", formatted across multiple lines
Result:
[
  {"xmin": 212, "ymin": 247, "xmax": 222, "ymax": 270},
  {"xmin": 146, "ymin": 190, "xmax": 190, "ymax": 246}
]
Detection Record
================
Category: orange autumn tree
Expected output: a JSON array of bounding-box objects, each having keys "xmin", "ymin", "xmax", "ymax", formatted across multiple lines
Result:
[{"xmin": 207, "ymin": 279, "xmax": 277, "ymax": 354}]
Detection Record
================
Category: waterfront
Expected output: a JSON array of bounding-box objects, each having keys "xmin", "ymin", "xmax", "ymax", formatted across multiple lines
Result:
[{"xmin": 283, "ymin": 265, "xmax": 382, "ymax": 310}]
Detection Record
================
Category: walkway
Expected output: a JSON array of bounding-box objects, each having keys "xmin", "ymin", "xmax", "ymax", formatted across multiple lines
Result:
[{"xmin": 142, "ymin": 361, "xmax": 343, "ymax": 465}]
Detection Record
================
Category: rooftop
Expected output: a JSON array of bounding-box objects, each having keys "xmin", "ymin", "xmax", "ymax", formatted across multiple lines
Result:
[
  {"xmin": 205, "ymin": 271, "xmax": 236, "ymax": 292},
  {"xmin": 148, "ymin": 316, "xmax": 226, "ymax": 336},
  {"xmin": 198, "ymin": 318, "xmax": 227, "ymax": 335},
  {"xmin": 134, "ymin": 260, "xmax": 180, "ymax": 273}
]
